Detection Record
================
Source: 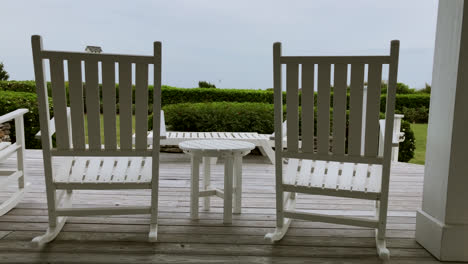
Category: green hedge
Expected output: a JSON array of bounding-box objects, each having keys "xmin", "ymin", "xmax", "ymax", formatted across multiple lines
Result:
[
  {"xmin": 0, "ymin": 80, "xmax": 37, "ymax": 93},
  {"xmin": 0, "ymin": 81, "xmax": 431, "ymax": 116},
  {"xmin": 0, "ymin": 90, "xmax": 53, "ymax": 149},
  {"xmin": 160, "ymin": 102, "xmax": 275, "ymax": 134}
]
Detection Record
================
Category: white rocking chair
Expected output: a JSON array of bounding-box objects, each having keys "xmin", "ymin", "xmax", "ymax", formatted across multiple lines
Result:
[
  {"xmin": 0, "ymin": 109, "xmax": 28, "ymax": 216},
  {"xmin": 265, "ymin": 41, "xmax": 400, "ymax": 260},
  {"xmin": 31, "ymin": 35, "xmax": 162, "ymax": 244}
]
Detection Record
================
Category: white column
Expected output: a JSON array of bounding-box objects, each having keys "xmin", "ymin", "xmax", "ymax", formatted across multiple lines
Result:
[{"xmin": 415, "ymin": 0, "xmax": 468, "ymax": 261}]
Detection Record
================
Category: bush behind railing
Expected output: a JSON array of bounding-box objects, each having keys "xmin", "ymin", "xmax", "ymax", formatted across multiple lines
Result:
[{"xmin": 0, "ymin": 90, "xmax": 53, "ymax": 149}]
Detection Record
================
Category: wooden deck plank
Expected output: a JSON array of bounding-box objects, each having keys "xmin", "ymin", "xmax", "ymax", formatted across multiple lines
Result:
[{"xmin": 0, "ymin": 150, "xmax": 438, "ymax": 263}]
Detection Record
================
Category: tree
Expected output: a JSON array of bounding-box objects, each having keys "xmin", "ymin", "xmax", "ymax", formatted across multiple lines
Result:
[
  {"xmin": 0, "ymin": 62, "xmax": 9, "ymax": 81},
  {"xmin": 198, "ymin": 81, "xmax": 216, "ymax": 88}
]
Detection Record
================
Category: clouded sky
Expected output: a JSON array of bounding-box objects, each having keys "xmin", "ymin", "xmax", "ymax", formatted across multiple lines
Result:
[{"xmin": 2, "ymin": 0, "xmax": 438, "ymax": 89}]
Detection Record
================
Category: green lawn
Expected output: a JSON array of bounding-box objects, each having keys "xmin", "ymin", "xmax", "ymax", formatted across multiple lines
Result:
[
  {"xmin": 84, "ymin": 115, "xmax": 135, "ymax": 144},
  {"xmin": 408, "ymin": 123, "xmax": 428, "ymax": 165}
]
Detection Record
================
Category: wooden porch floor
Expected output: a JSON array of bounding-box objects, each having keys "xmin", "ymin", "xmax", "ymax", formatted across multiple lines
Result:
[{"xmin": 0, "ymin": 150, "xmax": 454, "ymax": 263}]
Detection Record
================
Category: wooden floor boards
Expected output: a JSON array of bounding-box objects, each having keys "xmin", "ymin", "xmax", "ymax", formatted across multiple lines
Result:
[{"xmin": 0, "ymin": 150, "xmax": 454, "ymax": 263}]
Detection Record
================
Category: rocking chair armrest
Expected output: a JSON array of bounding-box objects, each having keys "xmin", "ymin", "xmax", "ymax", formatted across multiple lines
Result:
[
  {"xmin": 35, "ymin": 107, "xmax": 71, "ymax": 139},
  {"xmin": 0, "ymin": 109, "xmax": 29, "ymax": 124}
]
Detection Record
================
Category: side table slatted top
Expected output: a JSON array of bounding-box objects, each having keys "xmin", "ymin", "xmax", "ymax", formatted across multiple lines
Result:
[{"xmin": 179, "ymin": 140, "xmax": 255, "ymax": 154}]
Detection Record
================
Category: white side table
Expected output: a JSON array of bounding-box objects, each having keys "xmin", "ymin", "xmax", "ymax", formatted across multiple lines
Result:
[{"xmin": 179, "ymin": 140, "xmax": 255, "ymax": 224}]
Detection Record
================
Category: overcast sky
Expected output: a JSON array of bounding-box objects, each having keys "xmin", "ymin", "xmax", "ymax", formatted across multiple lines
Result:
[{"xmin": 2, "ymin": 0, "xmax": 438, "ymax": 89}]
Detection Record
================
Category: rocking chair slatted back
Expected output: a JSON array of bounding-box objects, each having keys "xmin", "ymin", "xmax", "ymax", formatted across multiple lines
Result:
[
  {"xmin": 277, "ymin": 41, "xmax": 399, "ymax": 167},
  {"xmin": 33, "ymin": 36, "xmax": 162, "ymax": 156}
]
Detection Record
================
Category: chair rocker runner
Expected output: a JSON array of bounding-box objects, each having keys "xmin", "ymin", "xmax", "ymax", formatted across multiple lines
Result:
[
  {"xmin": 0, "ymin": 109, "xmax": 28, "ymax": 216},
  {"xmin": 31, "ymin": 35, "xmax": 162, "ymax": 244},
  {"xmin": 265, "ymin": 41, "xmax": 400, "ymax": 260}
]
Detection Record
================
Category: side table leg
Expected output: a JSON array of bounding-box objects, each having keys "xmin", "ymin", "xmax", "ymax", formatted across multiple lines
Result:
[
  {"xmin": 191, "ymin": 155, "xmax": 200, "ymax": 220},
  {"xmin": 224, "ymin": 156, "xmax": 233, "ymax": 224},
  {"xmin": 233, "ymin": 155, "xmax": 242, "ymax": 214},
  {"xmin": 203, "ymin": 156, "xmax": 211, "ymax": 211}
]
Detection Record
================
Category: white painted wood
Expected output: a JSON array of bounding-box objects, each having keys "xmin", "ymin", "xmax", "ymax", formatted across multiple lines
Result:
[
  {"xmin": 0, "ymin": 109, "xmax": 28, "ymax": 216},
  {"xmin": 348, "ymin": 63, "xmax": 365, "ymax": 156},
  {"xmin": 377, "ymin": 41, "xmax": 399, "ymax": 246},
  {"xmin": 203, "ymin": 156, "xmax": 211, "ymax": 211},
  {"xmin": 317, "ymin": 63, "xmax": 331, "ymax": 155},
  {"xmin": 67, "ymin": 59, "xmax": 85, "ymax": 150},
  {"xmin": 366, "ymin": 164, "xmax": 382, "ymax": 193},
  {"xmin": 190, "ymin": 155, "xmax": 200, "ymax": 220},
  {"xmin": 286, "ymin": 63, "xmax": 299, "ymax": 152},
  {"xmin": 224, "ymin": 157, "xmax": 233, "ymax": 224},
  {"xmin": 280, "ymin": 56, "xmax": 392, "ymax": 64},
  {"xmin": 102, "ymin": 60, "xmax": 117, "ymax": 150},
  {"xmin": 118, "ymin": 61, "xmax": 133, "ymax": 150},
  {"xmin": 332, "ymin": 63, "xmax": 348, "ymax": 155},
  {"xmin": 282, "ymin": 151, "xmax": 383, "ymax": 164},
  {"xmin": 154, "ymin": 130, "xmax": 276, "ymax": 164},
  {"xmin": 296, "ymin": 159, "xmax": 312, "ymax": 186},
  {"xmin": 267, "ymin": 41, "xmax": 399, "ymax": 260},
  {"xmin": 0, "ymin": 109, "xmax": 28, "ymax": 124},
  {"xmin": 324, "ymin": 161, "xmax": 340, "ymax": 189},
  {"xmin": 352, "ymin": 163, "xmax": 368, "ymax": 192},
  {"xmin": 31, "ymin": 36, "xmax": 162, "ymax": 244},
  {"xmin": 179, "ymin": 140, "xmax": 254, "ymax": 224},
  {"xmin": 339, "ymin": 162, "xmax": 356, "ymax": 191},
  {"xmin": 284, "ymin": 158, "xmax": 299, "ymax": 185},
  {"xmin": 56, "ymin": 206, "xmax": 151, "ymax": 216},
  {"xmin": 98, "ymin": 158, "xmax": 116, "ymax": 183},
  {"xmin": 126, "ymin": 157, "xmax": 143, "ymax": 183},
  {"xmin": 32, "ymin": 35, "xmax": 58, "ymax": 230},
  {"xmin": 83, "ymin": 158, "xmax": 102, "ymax": 183},
  {"xmin": 0, "ymin": 143, "xmax": 20, "ymax": 161},
  {"xmin": 42, "ymin": 50, "xmax": 155, "ymax": 64},
  {"xmin": 135, "ymin": 63, "xmax": 149, "ymax": 150},
  {"xmin": 84, "ymin": 59, "xmax": 101, "ymax": 150},
  {"xmin": 378, "ymin": 115, "xmax": 405, "ymax": 161},
  {"xmin": 301, "ymin": 63, "xmax": 315, "ymax": 153},
  {"xmin": 364, "ymin": 63, "xmax": 383, "ymax": 157},
  {"xmin": 283, "ymin": 210, "xmax": 379, "ymax": 228},
  {"xmin": 412, "ymin": 5, "xmax": 468, "ymax": 259},
  {"xmin": 50, "ymin": 58, "xmax": 70, "ymax": 150},
  {"xmin": 309, "ymin": 160, "xmax": 326, "ymax": 188},
  {"xmin": 233, "ymin": 155, "xmax": 242, "ymax": 214}
]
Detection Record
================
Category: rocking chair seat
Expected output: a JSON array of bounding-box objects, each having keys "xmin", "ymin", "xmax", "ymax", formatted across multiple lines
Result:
[
  {"xmin": 283, "ymin": 159, "xmax": 382, "ymax": 199},
  {"xmin": 53, "ymin": 157, "xmax": 152, "ymax": 189}
]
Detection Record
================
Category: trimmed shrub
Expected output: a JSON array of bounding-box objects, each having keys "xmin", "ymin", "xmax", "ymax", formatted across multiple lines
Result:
[
  {"xmin": 380, "ymin": 94, "xmax": 431, "ymax": 112},
  {"xmin": 161, "ymin": 86, "xmax": 275, "ymax": 106},
  {"xmin": 0, "ymin": 80, "xmax": 37, "ymax": 93},
  {"xmin": 381, "ymin": 82, "xmax": 416, "ymax": 94},
  {"xmin": 159, "ymin": 102, "xmax": 274, "ymax": 134},
  {"xmin": 0, "ymin": 90, "xmax": 53, "ymax": 149},
  {"xmin": 400, "ymin": 106, "xmax": 429, "ymax": 123},
  {"xmin": 398, "ymin": 120, "xmax": 415, "ymax": 162}
]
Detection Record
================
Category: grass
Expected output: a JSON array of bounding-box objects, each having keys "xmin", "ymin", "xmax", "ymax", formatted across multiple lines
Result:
[
  {"xmin": 408, "ymin": 123, "xmax": 428, "ymax": 165},
  {"xmin": 84, "ymin": 114, "xmax": 135, "ymax": 144}
]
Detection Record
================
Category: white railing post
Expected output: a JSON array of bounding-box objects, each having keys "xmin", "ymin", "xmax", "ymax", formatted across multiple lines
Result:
[{"xmin": 378, "ymin": 114, "xmax": 404, "ymax": 162}]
